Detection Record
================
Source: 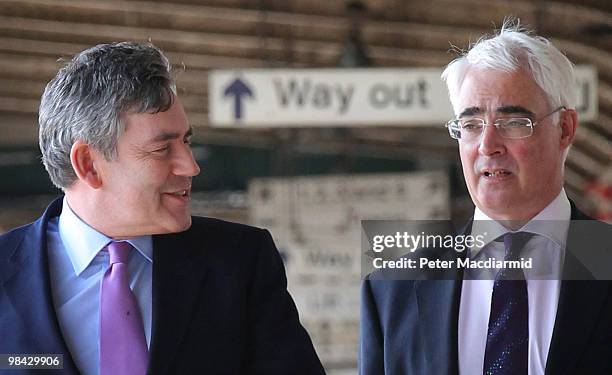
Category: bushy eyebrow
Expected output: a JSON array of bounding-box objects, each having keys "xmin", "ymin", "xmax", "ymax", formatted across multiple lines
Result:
[
  {"xmin": 495, "ymin": 105, "xmax": 534, "ymax": 117},
  {"xmin": 458, "ymin": 107, "xmax": 482, "ymax": 118},
  {"xmin": 149, "ymin": 126, "xmax": 193, "ymax": 143},
  {"xmin": 458, "ymin": 105, "xmax": 535, "ymax": 118}
]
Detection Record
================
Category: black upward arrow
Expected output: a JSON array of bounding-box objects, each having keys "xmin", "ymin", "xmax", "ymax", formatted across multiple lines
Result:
[{"xmin": 223, "ymin": 78, "xmax": 254, "ymax": 120}]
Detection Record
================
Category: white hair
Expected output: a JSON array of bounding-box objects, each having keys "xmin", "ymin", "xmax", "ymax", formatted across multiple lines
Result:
[{"xmin": 441, "ymin": 19, "xmax": 577, "ymax": 115}]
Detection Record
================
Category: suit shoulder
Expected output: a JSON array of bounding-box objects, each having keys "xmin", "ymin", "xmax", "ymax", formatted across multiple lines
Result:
[
  {"xmin": 183, "ymin": 217, "xmax": 279, "ymax": 267},
  {"xmin": 187, "ymin": 217, "xmax": 273, "ymax": 249},
  {"xmin": 0, "ymin": 222, "xmax": 33, "ymax": 259},
  {"xmin": 190, "ymin": 216, "xmax": 268, "ymax": 237}
]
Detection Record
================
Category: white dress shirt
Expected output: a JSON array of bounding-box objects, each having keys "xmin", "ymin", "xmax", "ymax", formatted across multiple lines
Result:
[
  {"xmin": 46, "ymin": 198, "xmax": 153, "ymax": 375},
  {"xmin": 458, "ymin": 189, "xmax": 571, "ymax": 375}
]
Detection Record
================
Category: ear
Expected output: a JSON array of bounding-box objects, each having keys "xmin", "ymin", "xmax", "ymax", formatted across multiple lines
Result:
[
  {"xmin": 559, "ymin": 108, "xmax": 578, "ymax": 149},
  {"xmin": 70, "ymin": 140, "xmax": 103, "ymax": 189}
]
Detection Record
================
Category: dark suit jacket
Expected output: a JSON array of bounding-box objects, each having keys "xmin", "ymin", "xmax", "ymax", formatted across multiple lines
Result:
[
  {"xmin": 0, "ymin": 197, "xmax": 326, "ymax": 374},
  {"xmin": 360, "ymin": 203, "xmax": 612, "ymax": 374}
]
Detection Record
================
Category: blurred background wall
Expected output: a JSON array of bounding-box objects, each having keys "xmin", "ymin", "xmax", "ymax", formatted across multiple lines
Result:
[{"xmin": 0, "ymin": 0, "xmax": 610, "ymax": 373}]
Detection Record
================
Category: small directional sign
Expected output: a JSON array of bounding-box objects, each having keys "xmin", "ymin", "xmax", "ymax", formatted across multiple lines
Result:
[{"xmin": 223, "ymin": 77, "xmax": 254, "ymax": 121}]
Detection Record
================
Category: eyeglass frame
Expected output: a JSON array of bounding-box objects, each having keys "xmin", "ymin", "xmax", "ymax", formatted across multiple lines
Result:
[{"xmin": 445, "ymin": 106, "xmax": 567, "ymax": 141}]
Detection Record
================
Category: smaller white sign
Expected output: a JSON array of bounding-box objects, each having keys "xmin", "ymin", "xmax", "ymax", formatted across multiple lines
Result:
[{"xmin": 574, "ymin": 66, "xmax": 598, "ymax": 122}]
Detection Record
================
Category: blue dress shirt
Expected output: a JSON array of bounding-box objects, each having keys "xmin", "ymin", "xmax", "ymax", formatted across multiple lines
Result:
[{"xmin": 46, "ymin": 198, "xmax": 153, "ymax": 375}]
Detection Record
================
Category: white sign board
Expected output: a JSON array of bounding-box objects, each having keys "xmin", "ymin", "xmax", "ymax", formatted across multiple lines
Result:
[
  {"xmin": 248, "ymin": 171, "xmax": 450, "ymax": 367},
  {"xmin": 209, "ymin": 66, "xmax": 598, "ymax": 127}
]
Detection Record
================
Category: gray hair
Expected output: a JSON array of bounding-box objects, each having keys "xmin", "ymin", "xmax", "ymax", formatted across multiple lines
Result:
[
  {"xmin": 39, "ymin": 41, "xmax": 176, "ymax": 189},
  {"xmin": 441, "ymin": 19, "xmax": 576, "ymax": 115}
]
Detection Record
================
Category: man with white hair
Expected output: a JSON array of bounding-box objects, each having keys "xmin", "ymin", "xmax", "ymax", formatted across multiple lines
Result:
[{"xmin": 360, "ymin": 21, "xmax": 612, "ymax": 374}]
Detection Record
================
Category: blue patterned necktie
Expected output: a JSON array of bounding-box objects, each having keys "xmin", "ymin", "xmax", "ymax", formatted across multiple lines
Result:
[{"xmin": 483, "ymin": 232, "xmax": 532, "ymax": 375}]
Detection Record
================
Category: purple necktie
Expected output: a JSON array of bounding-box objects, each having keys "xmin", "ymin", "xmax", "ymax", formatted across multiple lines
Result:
[
  {"xmin": 483, "ymin": 232, "xmax": 532, "ymax": 375},
  {"xmin": 99, "ymin": 241, "xmax": 148, "ymax": 375}
]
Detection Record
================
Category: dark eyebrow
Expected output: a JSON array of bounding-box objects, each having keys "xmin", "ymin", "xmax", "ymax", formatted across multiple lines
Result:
[
  {"xmin": 150, "ymin": 126, "xmax": 193, "ymax": 143},
  {"xmin": 458, "ymin": 107, "xmax": 483, "ymax": 118},
  {"xmin": 495, "ymin": 106, "xmax": 535, "ymax": 117},
  {"xmin": 458, "ymin": 105, "xmax": 535, "ymax": 118}
]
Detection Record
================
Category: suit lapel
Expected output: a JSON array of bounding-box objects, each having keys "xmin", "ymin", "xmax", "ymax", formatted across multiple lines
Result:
[
  {"xmin": 412, "ymin": 219, "xmax": 473, "ymax": 375},
  {"xmin": 415, "ymin": 278, "xmax": 462, "ymax": 375},
  {"xmin": 545, "ymin": 280, "xmax": 610, "ymax": 375},
  {"xmin": 148, "ymin": 227, "xmax": 208, "ymax": 375},
  {"xmin": 415, "ymin": 238, "xmax": 466, "ymax": 375},
  {"xmin": 1, "ymin": 197, "xmax": 79, "ymax": 374},
  {"xmin": 545, "ymin": 204, "xmax": 612, "ymax": 374}
]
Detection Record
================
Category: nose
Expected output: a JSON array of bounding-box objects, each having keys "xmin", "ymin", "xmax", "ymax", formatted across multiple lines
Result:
[
  {"xmin": 174, "ymin": 143, "xmax": 201, "ymax": 177},
  {"xmin": 478, "ymin": 123, "xmax": 506, "ymax": 156}
]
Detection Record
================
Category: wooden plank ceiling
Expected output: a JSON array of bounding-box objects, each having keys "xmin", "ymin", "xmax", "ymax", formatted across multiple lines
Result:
[{"xmin": 0, "ymin": 0, "xmax": 610, "ymax": 207}]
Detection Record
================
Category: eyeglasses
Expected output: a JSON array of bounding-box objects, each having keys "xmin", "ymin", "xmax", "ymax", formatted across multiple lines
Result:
[{"xmin": 446, "ymin": 106, "xmax": 566, "ymax": 141}]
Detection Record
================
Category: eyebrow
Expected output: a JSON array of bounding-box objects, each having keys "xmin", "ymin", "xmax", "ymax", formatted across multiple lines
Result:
[
  {"xmin": 458, "ymin": 105, "xmax": 535, "ymax": 118},
  {"xmin": 495, "ymin": 105, "xmax": 535, "ymax": 117},
  {"xmin": 458, "ymin": 107, "xmax": 483, "ymax": 117},
  {"xmin": 150, "ymin": 126, "xmax": 193, "ymax": 143}
]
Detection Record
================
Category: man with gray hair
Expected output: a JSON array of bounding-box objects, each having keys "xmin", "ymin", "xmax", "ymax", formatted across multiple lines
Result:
[
  {"xmin": 360, "ymin": 21, "xmax": 612, "ymax": 374},
  {"xmin": 0, "ymin": 42, "xmax": 325, "ymax": 375}
]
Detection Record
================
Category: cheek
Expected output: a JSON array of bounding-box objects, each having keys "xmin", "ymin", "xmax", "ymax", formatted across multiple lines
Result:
[
  {"xmin": 459, "ymin": 145, "xmax": 477, "ymax": 178},
  {"xmin": 114, "ymin": 172, "xmax": 163, "ymax": 206},
  {"xmin": 128, "ymin": 163, "xmax": 167, "ymax": 189},
  {"xmin": 512, "ymin": 142, "xmax": 548, "ymax": 181}
]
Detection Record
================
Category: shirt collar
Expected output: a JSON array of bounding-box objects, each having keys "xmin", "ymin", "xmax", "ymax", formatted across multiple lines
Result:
[
  {"xmin": 471, "ymin": 189, "xmax": 571, "ymax": 253},
  {"xmin": 58, "ymin": 197, "xmax": 153, "ymax": 276}
]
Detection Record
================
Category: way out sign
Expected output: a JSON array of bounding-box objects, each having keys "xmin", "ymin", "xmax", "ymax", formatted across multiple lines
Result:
[
  {"xmin": 209, "ymin": 68, "xmax": 453, "ymax": 127},
  {"xmin": 208, "ymin": 67, "xmax": 598, "ymax": 128}
]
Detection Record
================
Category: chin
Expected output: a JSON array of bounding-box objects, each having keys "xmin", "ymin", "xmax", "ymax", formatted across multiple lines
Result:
[
  {"xmin": 476, "ymin": 194, "xmax": 517, "ymax": 215},
  {"xmin": 178, "ymin": 216, "xmax": 193, "ymax": 231},
  {"xmin": 171, "ymin": 215, "xmax": 193, "ymax": 233},
  {"xmin": 152, "ymin": 216, "xmax": 192, "ymax": 235}
]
